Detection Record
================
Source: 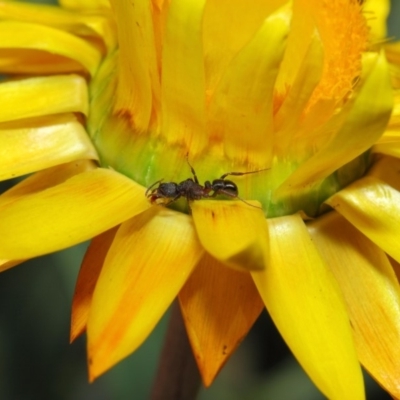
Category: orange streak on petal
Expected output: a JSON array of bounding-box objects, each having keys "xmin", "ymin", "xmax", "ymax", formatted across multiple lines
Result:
[
  {"xmin": 87, "ymin": 208, "xmax": 203, "ymax": 381},
  {"xmin": 0, "ymin": 159, "xmax": 96, "ymax": 202},
  {"xmin": 179, "ymin": 254, "xmax": 264, "ymax": 386},
  {"xmin": 110, "ymin": 0, "xmax": 158, "ymax": 130},
  {"xmin": 70, "ymin": 226, "xmax": 119, "ymax": 342},
  {"xmin": 0, "ymin": 49, "xmax": 85, "ymax": 75}
]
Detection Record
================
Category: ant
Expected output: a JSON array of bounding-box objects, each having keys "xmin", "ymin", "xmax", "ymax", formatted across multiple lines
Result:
[{"xmin": 146, "ymin": 156, "xmax": 269, "ymax": 209}]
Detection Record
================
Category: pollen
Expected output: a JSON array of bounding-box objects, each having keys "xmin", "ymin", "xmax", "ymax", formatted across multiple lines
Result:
[{"xmin": 307, "ymin": 0, "xmax": 369, "ymax": 109}]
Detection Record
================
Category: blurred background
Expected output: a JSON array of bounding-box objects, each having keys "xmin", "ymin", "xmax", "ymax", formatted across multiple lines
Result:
[{"xmin": 1, "ymin": 1, "xmax": 399, "ymax": 399}]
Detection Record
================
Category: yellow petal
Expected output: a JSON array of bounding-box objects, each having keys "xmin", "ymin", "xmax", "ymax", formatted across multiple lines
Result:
[
  {"xmin": 208, "ymin": 9, "xmax": 288, "ymax": 165},
  {"xmin": 87, "ymin": 208, "xmax": 204, "ymax": 380},
  {"xmin": 367, "ymin": 155, "xmax": 400, "ymax": 192},
  {"xmin": 389, "ymin": 255, "xmax": 400, "ymax": 282},
  {"xmin": 385, "ymin": 42, "xmax": 400, "ymax": 71},
  {"xmin": 59, "ymin": 0, "xmax": 110, "ymax": 10},
  {"xmin": 309, "ymin": 211, "xmax": 400, "ymax": 398},
  {"xmin": 0, "ymin": 114, "xmax": 97, "ymax": 180},
  {"xmin": 0, "ymin": 21, "xmax": 101, "ymax": 76},
  {"xmin": 363, "ymin": 0, "xmax": 390, "ymax": 40},
  {"xmin": 251, "ymin": 214, "xmax": 364, "ymax": 400},
  {"xmin": 274, "ymin": 33, "xmax": 324, "ymax": 149},
  {"xmin": 0, "ymin": 2, "xmax": 116, "ymax": 51},
  {"xmin": 373, "ymin": 141, "xmax": 400, "ymax": 158},
  {"xmin": 279, "ymin": 51, "xmax": 392, "ymax": 193},
  {"xmin": 0, "ymin": 159, "xmax": 96, "ymax": 201},
  {"xmin": 0, "ymin": 75, "xmax": 88, "ymax": 123},
  {"xmin": 0, "ymin": 259, "xmax": 24, "ymax": 273},
  {"xmin": 191, "ymin": 200, "xmax": 269, "ymax": 271},
  {"xmin": 179, "ymin": 253, "xmax": 264, "ymax": 386},
  {"xmin": 111, "ymin": 0, "xmax": 160, "ymax": 130},
  {"xmin": 274, "ymin": 0, "xmax": 314, "ymax": 95},
  {"xmin": 203, "ymin": 0, "xmax": 287, "ymax": 94},
  {"xmin": 70, "ymin": 226, "xmax": 119, "ymax": 342},
  {"xmin": 325, "ymin": 175, "xmax": 400, "ymax": 263},
  {"xmin": 161, "ymin": 0, "xmax": 207, "ymax": 151},
  {"xmin": 0, "ymin": 168, "xmax": 151, "ymax": 259},
  {"xmin": 0, "ymin": 49, "xmax": 86, "ymax": 75}
]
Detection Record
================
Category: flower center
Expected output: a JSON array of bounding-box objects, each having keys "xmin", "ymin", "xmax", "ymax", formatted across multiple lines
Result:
[
  {"xmin": 87, "ymin": 0, "xmax": 375, "ymax": 219},
  {"xmin": 87, "ymin": 51, "xmax": 372, "ymax": 218}
]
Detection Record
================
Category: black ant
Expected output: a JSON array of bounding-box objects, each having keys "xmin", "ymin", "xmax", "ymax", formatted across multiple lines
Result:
[{"xmin": 146, "ymin": 156, "xmax": 269, "ymax": 209}]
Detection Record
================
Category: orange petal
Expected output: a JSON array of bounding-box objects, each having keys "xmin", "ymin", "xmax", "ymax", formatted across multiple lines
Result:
[
  {"xmin": 309, "ymin": 211, "xmax": 400, "ymax": 398},
  {"xmin": 278, "ymin": 51, "xmax": 392, "ymax": 193},
  {"xmin": 179, "ymin": 253, "xmax": 264, "ymax": 386},
  {"xmin": 70, "ymin": 226, "xmax": 119, "ymax": 342},
  {"xmin": 191, "ymin": 200, "xmax": 269, "ymax": 271},
  {"xmin": 0, "ymin": 168, "xmax": 151, "ymax": 259},
  {"xmin": 87, "ymin": 208, "xmax": 204, "ymax": 381},
  {"xmin": 252, "ymin": 214, "xmax": 364, "ymax": 400}
]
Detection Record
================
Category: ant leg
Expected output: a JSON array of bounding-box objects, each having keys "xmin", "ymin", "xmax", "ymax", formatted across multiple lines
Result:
[
  {"xmin": 162, "ymin": 193, "xmax": 182, "ymax": 206},
  {"xmin": 145, "ymin": 179, "xmax": 163, "ymax": 197},
  {"xmin": 186, "ymin": 194, "xmax": 193, "ymax": 214},
  {"xmin": 220, "ymin": 168, "xmax": 270, "ymax": 180},
  {"xmin": 215, "ymin": 189, "xmax": 263, "ymax": 209},
  {"xmin": 185, "ymin": 153, "xmax": 199, "ymax": 184},
  {"xmin": 202, "ymin": 181, "xmax": 213, "ymax": 198}
]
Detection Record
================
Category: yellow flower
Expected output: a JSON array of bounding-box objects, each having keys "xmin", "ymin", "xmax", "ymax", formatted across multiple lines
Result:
[{"xmin": 0, "ymin": 0, "xmax": 399, "ymax": 398}]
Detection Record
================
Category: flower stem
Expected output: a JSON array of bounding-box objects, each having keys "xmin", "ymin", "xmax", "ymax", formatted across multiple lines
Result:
[{"xmin": 150, "ymin": 301, "xmax": 202, "ymax": 400}]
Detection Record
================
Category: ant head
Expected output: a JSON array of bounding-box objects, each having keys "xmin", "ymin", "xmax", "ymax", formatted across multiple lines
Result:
[{"xmin": 157, "ymin": 182, "xmax": 180, "ymax": 198}]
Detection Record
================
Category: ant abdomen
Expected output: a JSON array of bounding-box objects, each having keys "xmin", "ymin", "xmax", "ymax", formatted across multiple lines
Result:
[{"xmin": 211, "ymin": 179, "xmax": 238, "ymax": 197}]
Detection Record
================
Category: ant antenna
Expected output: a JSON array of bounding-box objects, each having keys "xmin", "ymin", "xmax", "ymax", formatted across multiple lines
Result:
[
  {"xmin": 185, "ymin": 153, "xmax": 199, "ymax": 183},
  {"xmin": 220, "ymin": 168, "xmax": 270, "ymax": 180},
  {"xmin": 235, "ymin": 196, "xmax": 264, "ymax": 209},
  {"xmin": 145, "ymin": 179, "xmax": 163, "ymax": 196}
]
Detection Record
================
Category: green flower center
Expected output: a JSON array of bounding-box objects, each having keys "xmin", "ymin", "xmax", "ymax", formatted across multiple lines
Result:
[{"xmin": 88, "ymin": 52, "xmax": 372, "ymax": 218}]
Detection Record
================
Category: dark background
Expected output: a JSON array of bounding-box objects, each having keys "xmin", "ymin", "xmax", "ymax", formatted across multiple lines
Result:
[{"xmin": 0, "ymin": 1, "xmax": 399, "ymax": 399}]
